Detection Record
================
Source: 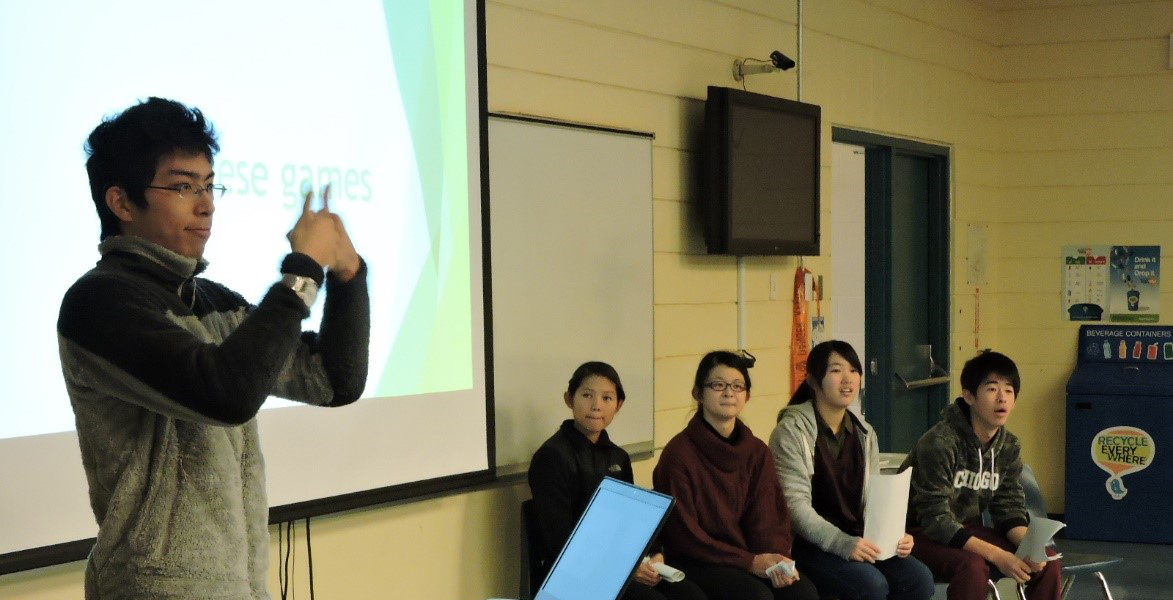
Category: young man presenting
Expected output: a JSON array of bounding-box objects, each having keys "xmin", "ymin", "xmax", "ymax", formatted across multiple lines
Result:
[
  {"xmin": 900, "ymin": 351, "xmax": 1061, "ymax": 600},
  {"xmin": 58, "ymin": 97, "xmax": 370, "ymax": 599}
]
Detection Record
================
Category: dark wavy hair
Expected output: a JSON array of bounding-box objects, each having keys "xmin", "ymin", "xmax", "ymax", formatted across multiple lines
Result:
[
  {"xmin": 566, "ymin": 361, "xmax": 626, "ymax": 402},
  {"xmin": 85, "ymin": 97, "xmax": 219, "ymax": 240},
  {"xmin": 783, "ymin": 339, "xmax": 868, "ymax": 424},
  {"xmin": 692, "ymin": 350, "xmax": 752, "ymax": 396},
  {"xmin": 783, "ymin": 340, "xmax": 863, "ymax": 416}
]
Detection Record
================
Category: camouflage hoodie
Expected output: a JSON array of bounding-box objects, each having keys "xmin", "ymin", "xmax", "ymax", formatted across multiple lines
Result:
[{"xmin": 900, "ymin": 399, "xmax": 1029, "ymax": 547}]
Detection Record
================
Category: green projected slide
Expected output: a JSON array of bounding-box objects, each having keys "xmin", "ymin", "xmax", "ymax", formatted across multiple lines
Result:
[{"xmin": 0, "ymin": 0, "xmax": 479, "ymax": 439}]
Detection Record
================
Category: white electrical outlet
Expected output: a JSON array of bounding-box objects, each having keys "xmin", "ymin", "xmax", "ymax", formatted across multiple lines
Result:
[{"xmin": 769, "ymin": 273, "xmax": 779, "ymax": 300}]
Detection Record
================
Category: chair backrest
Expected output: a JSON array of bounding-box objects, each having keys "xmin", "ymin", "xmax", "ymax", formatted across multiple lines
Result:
[
  {"xmin": 1019, "ymin": 463, "xmax": 1048, "ymax": 520},
  {"xmin": 519, "ymin": 499, "xmax": 543, "ymax": 600}
]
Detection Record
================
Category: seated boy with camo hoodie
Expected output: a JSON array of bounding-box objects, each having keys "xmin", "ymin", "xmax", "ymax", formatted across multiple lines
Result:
[{"xmin": 899, "ymin": 351, "xmax": 1061, "ymax": 600}]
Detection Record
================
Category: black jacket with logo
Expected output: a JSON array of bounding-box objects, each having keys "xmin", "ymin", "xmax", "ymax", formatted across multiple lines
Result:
[{"xmin": 527, "ymin": 419, "xmax": 634, "ymax": 571}]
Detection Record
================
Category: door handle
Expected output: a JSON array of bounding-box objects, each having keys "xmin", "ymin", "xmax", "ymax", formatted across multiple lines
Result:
[{"xmin": 895, "ymin": 344, "xmax": 950, "ymax": 390}]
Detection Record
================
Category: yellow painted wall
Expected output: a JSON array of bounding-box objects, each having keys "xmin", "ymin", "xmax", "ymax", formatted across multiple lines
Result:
[
  {"xmin": 3, "ymin": 1, "xmax": 1167, "ymax": 597},
  {"xmin": 981, "ymin": 0, "xmax": 1171, "ymax": 510}
]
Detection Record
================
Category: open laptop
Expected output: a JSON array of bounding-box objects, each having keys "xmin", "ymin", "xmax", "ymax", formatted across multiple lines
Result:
[{"xmin": 535, "ymin": 477, "xmax": 675, "ymax": 600}]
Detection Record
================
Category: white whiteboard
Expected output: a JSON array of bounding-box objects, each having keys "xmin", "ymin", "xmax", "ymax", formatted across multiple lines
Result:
[{"xmin": 488, "ymin": 115, "xmax": 654, "ymax": 474}]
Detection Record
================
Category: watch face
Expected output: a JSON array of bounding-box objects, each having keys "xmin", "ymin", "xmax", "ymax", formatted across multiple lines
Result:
[{"xmin": 282, "ymin": 274, "xmax": 317, "ymax": 307}]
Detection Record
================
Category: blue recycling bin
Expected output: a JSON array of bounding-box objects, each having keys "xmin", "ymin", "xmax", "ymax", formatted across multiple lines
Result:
[{"xmin": 1064, "ymin": 325, "xmax": 1173, "ymax": 543}]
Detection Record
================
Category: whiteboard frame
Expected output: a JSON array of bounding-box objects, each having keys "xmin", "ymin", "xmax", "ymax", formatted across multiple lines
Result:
[{"xmin": 487, "ymin": 114, "xmax": 655, "ymax": 475}]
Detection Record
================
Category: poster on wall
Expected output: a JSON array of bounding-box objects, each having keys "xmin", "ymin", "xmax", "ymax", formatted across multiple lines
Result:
[
  {"xmin": 1063, "ymin": 245, "xmax": 1160, "ymax": 322},
  {"xmin": 1063, "ymin": 246, "xmax": 1108, "ymax": 321}
]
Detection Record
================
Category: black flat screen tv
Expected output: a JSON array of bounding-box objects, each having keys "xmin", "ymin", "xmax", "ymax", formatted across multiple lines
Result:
[{"xmin": 702, "ymin": 86, "xmax": 820, "ymax": 255}]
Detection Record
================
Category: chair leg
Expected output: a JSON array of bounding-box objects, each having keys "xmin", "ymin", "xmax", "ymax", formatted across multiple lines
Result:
[
  {"xmin": 986, "ymin": 579, "xmax": 1002, "ymax": 600},
  {"xmin": 1094, "ymin": 571, "xmax": 1115, "ymax": 600},
  {"xmin": 1060, "ymin": 575, "xmax": 1075, "ymax": 600},
  {"xmin": 1016, "ymin": 583, "xmax": 1027, "ymax": 600}
]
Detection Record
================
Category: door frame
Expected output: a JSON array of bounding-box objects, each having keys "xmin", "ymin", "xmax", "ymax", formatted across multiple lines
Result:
[{"xmin": 831, "ymin": 127, "xmax": 951, "ymax": 452}]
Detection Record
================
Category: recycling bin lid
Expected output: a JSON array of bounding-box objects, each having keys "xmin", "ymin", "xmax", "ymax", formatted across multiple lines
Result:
[
  {"xmin": 1068, "ymin": 324, "xmax": 1173, "ymax": 396},
  {"xmin": 1067, "ymin": 362, "xmax": 1173, "ymax": 396}
]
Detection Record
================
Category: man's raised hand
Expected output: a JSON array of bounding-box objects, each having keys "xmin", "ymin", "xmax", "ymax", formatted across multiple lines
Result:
[{"xmin": 287, "ymin": 184, "xmax": 341, "ymax": 270}]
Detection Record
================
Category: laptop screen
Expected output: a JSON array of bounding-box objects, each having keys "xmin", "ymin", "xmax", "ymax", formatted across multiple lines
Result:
[{"xmin": 536, "ymin": 477, "xmax": 674, "ymax": 600}]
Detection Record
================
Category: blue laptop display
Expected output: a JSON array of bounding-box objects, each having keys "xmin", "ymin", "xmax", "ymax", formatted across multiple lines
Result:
[{"xmin": 535, "ymin": 477, "xmax": 674, "ymax": 600}]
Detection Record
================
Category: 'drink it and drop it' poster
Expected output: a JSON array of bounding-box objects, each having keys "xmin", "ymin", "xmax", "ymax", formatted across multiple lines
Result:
[{"xmin": 1063, "ymin": 245, "xmax": 1160, "ymax": 323}]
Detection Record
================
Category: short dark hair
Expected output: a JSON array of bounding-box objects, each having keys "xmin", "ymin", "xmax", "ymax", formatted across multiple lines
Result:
[
  {"xmin": 566, "ymin": 361, "xmax": 626, "ymax": 402},
  {"xmin": 85, "ymin": 97, "xmax": 220, "ymax": 240},
  {"xmin": 786, "ymin": 340, "xmax": 862, "ymax": 407},
  {"xmin": 959, "ymin": 350, "xmax": 1020, "ymax": 396},
  {"xmin": 693, "ymin": 350, "xmax": 752, "ymax": 394}
]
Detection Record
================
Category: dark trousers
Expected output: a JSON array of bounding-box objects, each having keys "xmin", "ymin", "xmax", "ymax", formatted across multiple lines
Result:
[
  {"xmin": 791, "ymin": 542, "xmax": 935, "ymax": 600},
  {"xmin": 910, "ymin": 525, "xmax": 1061, "ymax": 600},
  {"xmin": 622, "ymin": 579, "xmax": 708, "ymax": 600},
  {"xmin": 675, "ymin": 562, "xmax": 819, "ymax": 600}
]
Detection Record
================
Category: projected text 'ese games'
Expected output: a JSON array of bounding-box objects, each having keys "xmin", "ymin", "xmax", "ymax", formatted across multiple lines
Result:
[{"xmin": 215, "ymin": 158, "xmax": 374, "ymax": 207}]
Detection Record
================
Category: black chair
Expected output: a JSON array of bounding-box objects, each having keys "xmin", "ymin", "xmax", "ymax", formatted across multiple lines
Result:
[
  {"xmin": 1019, "ymin": 464, "xmax": 1122, "ymax": 600},
  {"xmin": 519, "ymin": 499, "xmax": 544, "ymax": 600}
]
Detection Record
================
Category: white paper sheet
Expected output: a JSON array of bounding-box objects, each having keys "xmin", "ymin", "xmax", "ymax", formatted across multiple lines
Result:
[
  {"xmin": 863, "ymin": 468, "xmax": 913, "ymax": 560},
  {"xmin": 1015, "ymin": 516, "xmax": 1065, "ymax": 563}
]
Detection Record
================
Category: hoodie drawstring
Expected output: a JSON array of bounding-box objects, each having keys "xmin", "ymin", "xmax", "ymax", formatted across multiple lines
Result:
[
  {"xmin": 975, "ymin": 441, "xmax": 997, "ymax": 489},
  {"xmin": 977, "ymin": 444, "xmax": 983, "ymax": 479}
]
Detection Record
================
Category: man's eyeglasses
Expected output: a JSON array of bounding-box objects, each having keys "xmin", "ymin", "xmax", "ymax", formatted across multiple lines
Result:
[
  {"xmin": 146, "ymin": 182, "xmax": 227, "ymax": 200},
  {"xmin": 703, "ymin": 380, "xmax": 747, "ymax": 393}
]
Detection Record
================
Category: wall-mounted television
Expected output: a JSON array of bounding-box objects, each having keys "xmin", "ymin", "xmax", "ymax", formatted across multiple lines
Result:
[{"xmin": 702, "ymin": 86, "xmax": 821, "ymax": 255}]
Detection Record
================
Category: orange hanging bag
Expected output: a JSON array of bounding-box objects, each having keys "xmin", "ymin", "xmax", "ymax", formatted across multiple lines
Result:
[{"xmin": 790, "ymin": 266, "xmax": 811, "ymax": 395}]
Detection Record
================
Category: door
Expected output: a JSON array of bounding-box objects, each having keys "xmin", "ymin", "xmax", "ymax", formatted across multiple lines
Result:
[{"xmin": 833, "ymin": 129, "xmax": 950, "ymax": 453}]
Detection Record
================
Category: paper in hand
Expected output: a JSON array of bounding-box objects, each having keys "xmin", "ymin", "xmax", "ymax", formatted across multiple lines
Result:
[
  {"xmin": 863, "ymin": 468, "xmax": 913, "ymax": 560},
  {"xmin": 643, "ymin": 556, "xmax": 686, "ymax": 582},
  {"xmin": 651, "ymin": 562, "xmax": 685, "ymax": 582},
  {"xmin": 765, "ymin": 558, "xmax": 796, "ymax": 578},
  {"xmin": 1015, "ymin": 517, "xmax": 1065, "ymax": 563}
]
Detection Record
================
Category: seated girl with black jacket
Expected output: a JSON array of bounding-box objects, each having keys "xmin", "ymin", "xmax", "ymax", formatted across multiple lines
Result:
[{"xmin": 528, "ymin": 361, "xmax": 705, "ymax": 600}]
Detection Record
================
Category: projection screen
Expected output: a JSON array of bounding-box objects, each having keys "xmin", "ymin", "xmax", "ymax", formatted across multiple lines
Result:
[{"xmin": 0, "ymin": 0, "xmax": 492, "ymax": 572}]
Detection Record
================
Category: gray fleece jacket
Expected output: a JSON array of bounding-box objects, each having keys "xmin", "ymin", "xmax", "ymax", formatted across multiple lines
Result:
[
  {"xmin": 769, "ymin": 402, "xmax": 878, "ymax": 560},
  {"xmin": 58, "ymin": 236, "xmax": 369, "ymax": 599}
]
